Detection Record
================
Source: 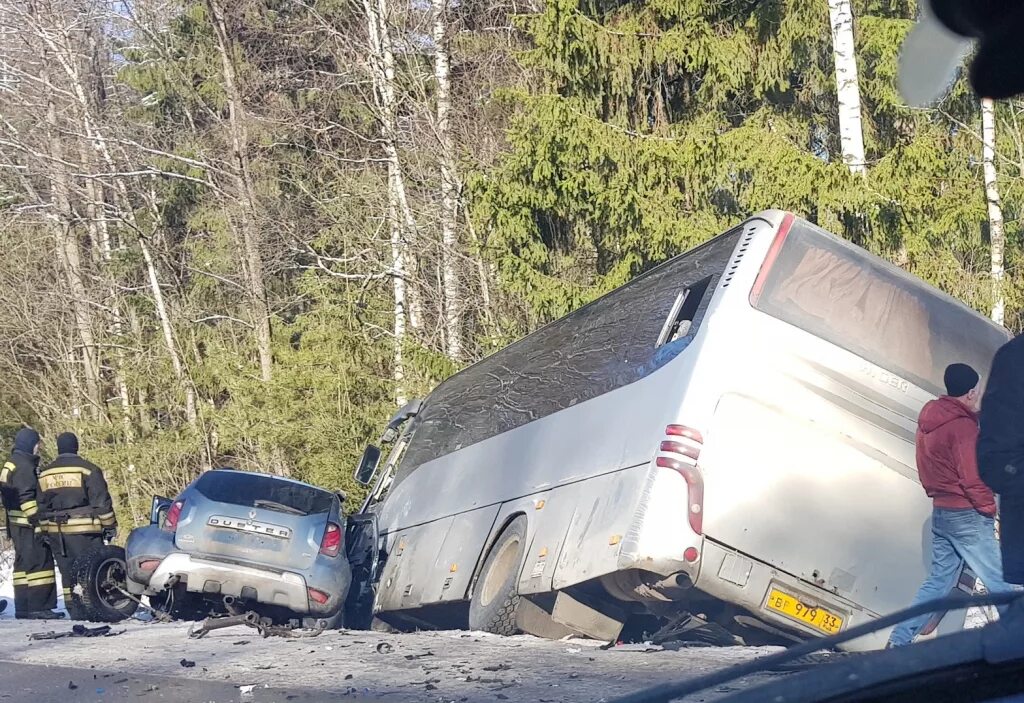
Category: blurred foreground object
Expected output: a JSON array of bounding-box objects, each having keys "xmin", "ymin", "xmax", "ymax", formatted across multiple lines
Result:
[{"xmin": 900, "ymin": 0, "xmax": 1024, "ymax": 104}]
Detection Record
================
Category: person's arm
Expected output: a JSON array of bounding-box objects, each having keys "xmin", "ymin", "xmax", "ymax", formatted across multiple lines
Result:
[
  {"xmin": 978, "ymin": 341, "xmax": 1024, "ymax": 497},
  {"xmin": 10, "ymin": 462, "xmax": 39, "ymax": 521},
  {"xmin": 85, "ymin": 462, "xmax": 116, "ymax": 530},
  {"xmin": 953, "ymin": 419, "xmax": 998, "ymax": 516}
]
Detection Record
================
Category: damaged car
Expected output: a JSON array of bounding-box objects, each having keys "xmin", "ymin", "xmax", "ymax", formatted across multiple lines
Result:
[{"xmin": 121, "ymin": 469, "xmax": 352, "ymax": 627}]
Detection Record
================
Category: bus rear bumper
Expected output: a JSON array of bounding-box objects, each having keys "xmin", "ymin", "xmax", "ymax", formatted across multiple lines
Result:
[{"xmin": 695, "ymin": 539, "xmax": 888, "ymax": 651}]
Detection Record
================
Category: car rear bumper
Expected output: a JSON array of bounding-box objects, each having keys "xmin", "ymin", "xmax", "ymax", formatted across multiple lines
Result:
[{"xmin": 148, "ymin": 553, "xmax": 323, "ymax": 614}]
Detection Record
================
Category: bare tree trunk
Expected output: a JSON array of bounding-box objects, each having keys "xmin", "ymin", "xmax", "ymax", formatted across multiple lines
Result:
[
  {"xmin": 432, "ymin": 0, "xmax": 464, "ymax": 361},
  {"xmin": 982, "ymin": 98, "xmax": 1006, "ymax": 325},
  {"xmin": 828, "ymin": 0, "xmax": 867, "ymax": 176},
  {"xmin": 465, "ymin": 209, "xmax": 495, "ymax": 335},
  {"xmin": 138, "ymin": 232, "xmax": 198, "ymax": 424},
  {"xmin": 42, "ymin": 60, "xmax": 102, "ymax": 416},
  {"xmin": 205, "ymin": 0, "xmax": 273, "ymax": 382}
]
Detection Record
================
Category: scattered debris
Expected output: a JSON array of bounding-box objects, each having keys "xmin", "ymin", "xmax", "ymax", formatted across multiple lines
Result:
[
  {"xmin": 68, "ymin": 681, "xmax": 78, "ymax": 690},
  {"xmin": 188, "ymin": 611, "xmax": 326, "ymax": 640},
  {"xmin": 180, "ymin": 658, "xmax": 196, "ymax": 668},
  {"xmin": 609, "ymin": 642, "xmax": 664, "ymax": 652},
  {"xmin": 404, "ymin": 651, "xmax": 434, "ymax": 660},
  {"xmin": 483, "ymin": 663, "xmax": 511, "ymax": 672},
  {"xmin": 376, "ymin": 642, "xmax": 394, "ymax": 654},
  {"xmin": 233, "ymin": 640, "xmax": 250, "ymax": 646},
  {"xmin": 29, "ymin": 624, "xmax": 121, "ymax": 641},
  {"xmin": 566, "ymin": 647, "xmax": 582, "ymax": 654}
]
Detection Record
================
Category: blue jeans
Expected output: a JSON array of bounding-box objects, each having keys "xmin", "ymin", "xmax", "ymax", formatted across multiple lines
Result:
[{"xmin": 888, "ymin": 508, "xmax": 1015, "ymax": 647}]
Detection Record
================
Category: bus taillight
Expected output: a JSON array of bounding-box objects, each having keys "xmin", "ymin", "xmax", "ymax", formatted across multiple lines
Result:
[
  {"xmin": 749, "ymin": 212, "xmax": 795, "ymax": 306},
  {"xmin": 657, "ymin": 424, "xmax": 705, "ymax": 535}
]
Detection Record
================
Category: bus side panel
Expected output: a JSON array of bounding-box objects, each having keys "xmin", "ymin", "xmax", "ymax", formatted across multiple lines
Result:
[
  {"xmin": 376, "ymin": 516, "xmax": 456, "ymax": 612},
  {"xmin": 426, "ymin": 506, "xmax": 502, "ymax": 604},
  {"xmin": 375, "ymin": 396, "xmax": 630, "ymax": 538},
  {"xmin": 548, "ymin": 465, "xmax": 652, "ymax": 591}
]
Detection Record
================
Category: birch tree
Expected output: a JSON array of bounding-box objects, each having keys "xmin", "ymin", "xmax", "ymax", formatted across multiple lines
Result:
[
  {"xmin": 432, "ymin": 0, "xmax": 464, "ymax": 361},
  {"xmin": 828, "ymin": 0, "xmax": 867, "ymax": 176},
  {"xmin": 981, "ymin": 98, "xmax": 1006, "ymax": 325}
]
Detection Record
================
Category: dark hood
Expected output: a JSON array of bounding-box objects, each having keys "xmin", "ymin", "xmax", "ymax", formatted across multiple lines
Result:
[
  {"xmin": 919, "ymin": 396, "xmax": 976, "ymax": 434},
  {"xmin": 12, "ymin": 427, "xmax": 40, "ymax": 455}
]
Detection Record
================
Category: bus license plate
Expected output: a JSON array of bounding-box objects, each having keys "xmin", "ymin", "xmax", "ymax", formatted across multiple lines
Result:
[{"xmin": 765, "ymin": 588, "xmax": 844, "ymax": 635}]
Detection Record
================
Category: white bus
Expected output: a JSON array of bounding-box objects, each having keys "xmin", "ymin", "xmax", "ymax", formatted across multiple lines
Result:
[{"xmin": 346, "ymin": 210, "xmax": 1009, "ymax": 650}]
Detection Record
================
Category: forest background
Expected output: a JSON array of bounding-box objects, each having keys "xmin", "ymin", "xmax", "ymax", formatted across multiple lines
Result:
[{"xmin": 0, "ymin": 0, "xmax": 1017, "ymax": 525}]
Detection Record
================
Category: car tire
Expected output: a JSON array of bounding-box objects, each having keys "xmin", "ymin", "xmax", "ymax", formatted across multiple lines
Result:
[
  {"xmin": 72, "ymin": 545, "xmax": 140, "ymax": 623},
  {"xmin": 468, "ymin": 515, "xmax": 527, "ymax": 636}
]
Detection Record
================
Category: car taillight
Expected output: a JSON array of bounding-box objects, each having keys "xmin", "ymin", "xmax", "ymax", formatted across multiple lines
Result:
[
  {"xmin": 163, "ymin": 500, "xmax": 184, "ymax": 533},
  {"xmin": 308, "ymin": 587, "xmax": 329, "ymax": 605},
  {"xmin": 320, "ymin": 522, "xmax": 342, "ymax": 557},
  {"xmin": 656, "ymin": 424, "xmax": 705, "ymax": 535},
  {"xmin": 749, "ymin": 212, "xmax": 795, "ymax": 306}
]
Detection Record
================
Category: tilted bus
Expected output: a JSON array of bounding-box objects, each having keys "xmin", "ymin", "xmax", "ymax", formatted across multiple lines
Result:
[{"xmin": 345, "ymin": 210, "xmax": 1009, "ymax": 650}]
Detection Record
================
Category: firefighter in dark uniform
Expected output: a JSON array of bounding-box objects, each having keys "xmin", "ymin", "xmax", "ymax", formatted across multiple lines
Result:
[
  {"xmin": 38, "ymin": 432, "xmax": 117, "ymax": 616},
  {"xmin": 1, "ymin": 427, "xmax": 62, "ymax": 619}
]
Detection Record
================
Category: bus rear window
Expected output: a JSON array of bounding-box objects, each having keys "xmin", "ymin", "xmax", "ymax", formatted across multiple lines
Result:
[{"xmin": 751, "ymin": 220, "xmax": 1009, "ymax": 396}]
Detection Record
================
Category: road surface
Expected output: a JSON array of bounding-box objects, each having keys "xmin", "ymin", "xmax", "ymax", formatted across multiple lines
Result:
[{"xmin": 0, "ymin": 618, "xmax": 787, "ymax": 702}]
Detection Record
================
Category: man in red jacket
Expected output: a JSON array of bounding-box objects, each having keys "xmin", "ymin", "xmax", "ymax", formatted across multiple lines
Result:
[{"xmin": 887, "ymin": 363, "xmax": 1015, "ymax": 647}]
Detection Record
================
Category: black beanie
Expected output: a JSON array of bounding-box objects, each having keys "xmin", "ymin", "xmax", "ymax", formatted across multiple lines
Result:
[
  {"xmin": 56, "ymin": 432, "xmax": 79, "ymax": 455},
  {"xmin": 944, "ymin": 363, "xmax": 979, "ymax": 398}
]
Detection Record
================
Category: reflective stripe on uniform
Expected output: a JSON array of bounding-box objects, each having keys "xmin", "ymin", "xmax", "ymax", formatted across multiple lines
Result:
[
  {"xmin": 98, "ymin": 511, "xmax": 116, "ymax": 527},
  {"xmin": 24, "ymin": 576, "xmax": 56, "ymax": 587},
  {"xmin": 42, "ymin": 523, "xmax": 103, "ymax": 535},
  {"xmin": 0, "ymin": 461, "xmax": 13, "ymax": 483},
  {"xmin": 20, "ymin": 500, "xmax": 38, "ymax": 517},
  {"xmin": 12, "ymin": 571, "xmax": 26, "ymax": 586},
  {"xmin": 23, "ymin": 570, "xmax": 56, "ymax": 586},
  {"xmin": 6, "ymin": 509, "xmax": 30, "ymax": 527}
]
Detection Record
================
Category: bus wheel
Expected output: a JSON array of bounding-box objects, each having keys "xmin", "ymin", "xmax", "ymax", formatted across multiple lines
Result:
[{"xmin": 469, "ymin": 515, "xmax": 527, "ymax": 635}]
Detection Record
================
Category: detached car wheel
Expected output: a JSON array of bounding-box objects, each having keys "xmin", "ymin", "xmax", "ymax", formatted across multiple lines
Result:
[
  {"xmin": 72, "ymin": 545, "xmax": 139, "ymax": 623},
  {"xmin": 469, "ymin": 515, "xmax": 527, "ymax": 635}
]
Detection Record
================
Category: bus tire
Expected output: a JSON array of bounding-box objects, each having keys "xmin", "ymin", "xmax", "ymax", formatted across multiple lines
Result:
[{"xmin": 469, "ymin": 515, "xmax": 527, "ymax": 636}]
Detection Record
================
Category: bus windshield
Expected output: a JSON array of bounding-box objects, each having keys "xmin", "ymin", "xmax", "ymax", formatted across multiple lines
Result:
[{"xmin": 752, "ymin": 220, "xmax": 1009, "ymax": 396}]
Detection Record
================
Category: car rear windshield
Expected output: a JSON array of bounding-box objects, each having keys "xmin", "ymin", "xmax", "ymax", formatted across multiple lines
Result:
[
  {"xmin": 752, "ymin": 220, "xmax": 1009, "ymax": 396},
  {"xmin": 193, "ymin": 471, "xmax": 334, "ymax": 516}
]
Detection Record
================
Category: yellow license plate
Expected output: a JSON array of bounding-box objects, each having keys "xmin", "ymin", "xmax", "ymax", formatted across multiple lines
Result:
[{"xmin": 765, "ymin": 588, "xmax": 844, "ymax": 635}]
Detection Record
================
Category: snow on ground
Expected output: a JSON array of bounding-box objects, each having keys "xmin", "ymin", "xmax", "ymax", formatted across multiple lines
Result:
[{"xmin": 0, "ymin": 618, "xmax": 785, "ymax": 702}]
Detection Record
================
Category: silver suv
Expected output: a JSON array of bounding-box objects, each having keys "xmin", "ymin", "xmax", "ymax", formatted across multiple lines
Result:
[{"xmin": 124, "ymin": 470, "xmax": 352, "ymax": 626}]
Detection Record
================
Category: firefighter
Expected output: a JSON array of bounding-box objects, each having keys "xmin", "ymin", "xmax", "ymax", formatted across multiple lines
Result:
[
  {"xmin": 38, "ymin": 432, "xmax": 117, "ymax": 615},
  {"xmin": 1, "ymin": 427, "xmax": 61, "ymax": 619}
]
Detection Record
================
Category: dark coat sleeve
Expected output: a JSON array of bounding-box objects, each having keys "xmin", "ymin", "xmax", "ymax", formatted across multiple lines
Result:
[
  {"xmin": 84, "ymin": 460, "xmax": 116, "ymax": 528},
  {"xmin": 978, "ymin": 337, "xmax": 1024, "ymax": 498}
]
